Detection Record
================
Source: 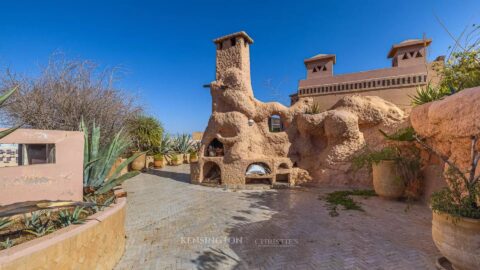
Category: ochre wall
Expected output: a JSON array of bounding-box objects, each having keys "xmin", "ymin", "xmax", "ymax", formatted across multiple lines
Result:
[
  {"xmin": 0, "ymin": 129, "xmax": 84, "ymax": 205},
  {"xmin": 0, "ymin": 197, "xmax": 126, "ymax": 270}
]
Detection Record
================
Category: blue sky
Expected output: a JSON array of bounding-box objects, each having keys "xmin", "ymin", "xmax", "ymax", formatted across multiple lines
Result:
[{"xmin": 0, "ymin": 0, "xmax": 478, "ymax": 134}]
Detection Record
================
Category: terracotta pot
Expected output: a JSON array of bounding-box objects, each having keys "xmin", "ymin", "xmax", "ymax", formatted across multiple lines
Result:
[
  {"xmin": 170, "ymin": 155, "xmax": 182, "ymax": 166},
  {"xmin": 189, "ymin": 154, "xmax": 198, "ymax": 163},
  {"xmin": 131, "ymin": 151, "xmax": 146, "ymax": 171},
  {"xmin": 432, "ymin": 211, "xmax": 480, "ymax": 270},
  {"xmin": 107, "ymin": 158, "xmax": 128, "ymax": 178},
  {"xmin": 154, "ymin": 158, "xmax": 164, "ymax": 168},
  {"xmin": 372, "ymin": 160, "xmax": 405, "ymax": 199}
]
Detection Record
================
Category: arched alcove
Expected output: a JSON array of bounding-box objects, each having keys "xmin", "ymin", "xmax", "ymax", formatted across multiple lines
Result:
[
  {"xmin": 203, "ymin": 161, "xmax": 221, "ymax": 185},
  {"xmin": 205, "ymin": 138, "xmax": 224, "ymax": 157},
  {"xmin": 245, "ymin": 162, "xmax": 272, "ymax": 185},
  {"xmin": 278, "ymin": 163, "xmax": 289, "ymax": 170}
]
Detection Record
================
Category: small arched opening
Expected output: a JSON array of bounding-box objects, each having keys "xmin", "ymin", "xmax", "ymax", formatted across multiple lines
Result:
[
  {"xmin": 268, "ymin": 115, "xmax": 284, "ymax": 132},
  {"xmin": 203, "ymin": 161, "xmax": 221, "ymax": 185},
  {"xmin": 276, "ymin": 163, "xmax": 290, "ymax": 183},
  {"xmin": 205, "ymin": 138, "xmax": 224, "ymax": 157},
  {"xmin": 245, "ymin": 162, "xmax": 272, "ymax": 185}
]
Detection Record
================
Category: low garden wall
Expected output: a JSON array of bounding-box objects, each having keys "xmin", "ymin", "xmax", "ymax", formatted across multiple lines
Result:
[{"xmin": 0, "ymin": 197, "xmax": 126, "ymax": 270}]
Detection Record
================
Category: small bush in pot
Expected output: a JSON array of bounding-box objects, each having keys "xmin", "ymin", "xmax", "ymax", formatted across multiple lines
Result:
[
  {"xmin": 415, "ymin": 135, "xmax": 480, "ymax": 270},
  {"xmin": 154, "ymin": 154, "xmax": 165, "ymax": 169}
]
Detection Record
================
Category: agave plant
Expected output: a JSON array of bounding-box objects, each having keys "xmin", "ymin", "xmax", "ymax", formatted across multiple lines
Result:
[
  {"xmin": 172, "ymin": 134, "xmax": 194, "ymax": 163},
  {"xmin": 156, "ymin": 134, "xmax": 173, "ymax": 157},
  {"xmin": 410, "ymin": 83, "xmax": 449, "ymax": 106},
  {"xmin": 0, "ymin": 87, "xmax": 21, "ymax": 139},
  {"xmin": 0, "ymin": 238, "xmax": 14, "ymax": 249},
  {"xmin": 57, "ymin": 207, "xmax": 87, "ymax": 227},
  {"xmin": 0, "ymin": 218, "xmax": 12, "ymax": 230},
  {"xmin": 80, "ymin": 119, "xmax": 143, "ymax": 195}
]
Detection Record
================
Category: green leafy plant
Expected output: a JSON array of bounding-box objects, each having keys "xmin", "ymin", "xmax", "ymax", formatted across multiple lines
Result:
[
  {"xmin": 0, "ymin": 87, "xmax": 21, "ymax": 139},
  {"xmin": 81, "ymin": 119, "xmax": 142, "ymax": 195},
  {"xmin": 57, "ymin": 207, "xmax": 87, "ymax": 227},
  {"xmin": 24, "ymin": 212, "xmax": 55, "ymax": 237},
  {"xmin": 173, "ymin": 134, "xmax": 193, "ymax": 163},
  {"xmin": 416, "ymin": 135, "xmax": 480, "ymax": 219},
  {"xmin": 126, "ymin": 115, "xmax": 163, "ymax": 152},
  {"xmin": 410, "ymin": 83, "xmax": 449, "ymax": 106},
  {"xmin": 304, "ymin": 103, "xmax": 321, "ymax": 114},
  {"xmin": 0, "ymin": 238, "xmax": 14, "ymax": 249},
  {"xmin": 84, "ymin": 195, "xmax": 116, "ymax": 213},
  {"xmin": 322, "ymin": 190, "xmax": 376, "ymax": 217},
  {"xmin": 0, "ymin": 217, "xmax": 12, "ymax": 230},
  {"xmin": 170, "ymin": 154, "xmax": 179, "ymax": 165},
  {"xmin": 154, "ymin": 153, "xmax": 164, "ymax": 161},
  {"xmin": 155, "ymin": 134, "xmax": 173, "ymax": 157}
]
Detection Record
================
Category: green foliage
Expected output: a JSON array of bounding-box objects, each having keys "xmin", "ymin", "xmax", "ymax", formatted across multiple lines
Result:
[
  {"xmin": 57, "ymin": 207, "xmax": 87, "ymax": 227},
  {"xmin": 0, "ymin": 238, "xmax": 13, "ymax": 249},
  {"xmin": 94, "ymin": 171, "xmax": 140, "ymax": 195},
  {"xmin": 0, "ymin": 218, "xmax": 12, "ymax": 230},
  {"xmin": 352, "ymin": 147, "xmax": 399, "ymax": 170},
  {"xmin": 172, "ymin": 134, "xmax": 193, "ymax": 155},
  {"xmin": 126, "ymin": 115, "xmax": 163, "ymax": 152},
  {"xmin": 154, "ymin": 153, "xmax": 164, "ymax": 161},
  {"xmin": 431, "ymin": 187, "xmax": 480, "ymax": 219},
  {"xmin": 155, "ymin": 134, "xmax": 173, "ymax": 157},
  {"xmin": 170, "ymin": 154, "xmax": 179, "ymax": 163},
  {"xmin": 323, "ymin": 190, "xmax": 376, "ymax": 217},
  {"xmin": 84, "ymin": 195, "xmax": 116, "ymax": 213},
  {"xmin": 410, "ymin": 83, "xmax": 449, "ymax": 106},
  {"xmin": 304, "ymin": 103, "xmax": 321, "ymax": 114},
  {"xmin": 379, "ymin": 127, "xmax": 416, "ymax": 142},
  {"xmin": 0, "ymin": 87, "xmax": 21, "ymax": 139},
  {"xmin": 24, "ymin": 212, "xmax": 55, "ymax": 237},
  {"xmin": 81, "ymin": 119, "xmax": 143, "ymax": 194}
]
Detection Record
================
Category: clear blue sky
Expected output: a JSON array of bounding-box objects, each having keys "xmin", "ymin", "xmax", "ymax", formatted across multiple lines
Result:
[{"xmin": 0, "ymin": 0, "xmax": 478, "ymax": 134}]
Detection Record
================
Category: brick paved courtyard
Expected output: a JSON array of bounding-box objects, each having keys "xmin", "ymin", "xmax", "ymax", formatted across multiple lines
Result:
[{"xmin": 115, "ymin": 165, "xmax": 440, "ymax": 270}]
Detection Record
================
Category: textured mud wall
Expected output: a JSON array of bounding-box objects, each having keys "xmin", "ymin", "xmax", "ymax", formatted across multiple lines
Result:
[
  {"xmin": 0, "ymin": 198, "xmax": 126, "ymax": 270},
  {"xmin": 411, "ymin": 86, "xmax": 480, "ymax": 196}
]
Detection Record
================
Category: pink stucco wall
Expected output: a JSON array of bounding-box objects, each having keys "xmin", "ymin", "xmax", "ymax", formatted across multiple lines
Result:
[{"xmin": 0, "ymin": 129, "xmax": 84, "ymax": 205}]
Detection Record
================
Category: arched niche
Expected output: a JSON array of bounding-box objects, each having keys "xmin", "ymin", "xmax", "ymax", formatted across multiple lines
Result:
[
  {"xmin": 203, "ymin": 161, "xmax": 221, "ymax": 185},
  {"xmin": 205, "ymin": 138, "xmax": 224, "ymax": 157}
]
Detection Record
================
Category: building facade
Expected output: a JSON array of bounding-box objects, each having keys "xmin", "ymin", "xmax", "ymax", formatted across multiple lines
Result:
[{"xmin": 291, "ymin": 39, "xmax": 444, "ymax": 111}]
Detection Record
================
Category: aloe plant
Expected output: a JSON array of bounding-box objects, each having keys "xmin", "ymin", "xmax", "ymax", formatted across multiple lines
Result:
[
  {"xmin": 156, "ymin": 134, "xmax": 173, "ymax": 157},
  {"xmin": 57, "ymin": 207, "xmax": 87, "ymax": 227},
  {"xmin": 0, "ymin": 238, "xmax": 13, "ymax": 249},
  {"xmin": 81, "ymin": 119, "xmax": 142, "ymax": 195},
  {"xmin": 0, "ymin": 218, "xmax": 12, "ymax": 230},
  {"xmin": 0, "ymin": 87, "xmax": 21, "ymax": 139}
]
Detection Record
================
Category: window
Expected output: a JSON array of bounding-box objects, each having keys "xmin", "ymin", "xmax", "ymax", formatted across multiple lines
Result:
[
  {"xmin": 0, "ymin": 144, "xmax": 56, "ymax": 168},
  {"xmin": 230, "ymin": 38, "xmax": 236, "ymax": 47},
  {"xmin": 269, "ymin": 115, "xmax": 283, "ymax": 132}
]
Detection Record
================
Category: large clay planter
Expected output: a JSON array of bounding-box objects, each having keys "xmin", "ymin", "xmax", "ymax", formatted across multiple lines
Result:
[
  {"xmin": 372, "ymin": 160, "xmax": 405, "ymax": 199},
  {"xmin": 190, "ymin": 154, "xmax": 198, "ymax": 163},
  {"xmin": 432, "ymin": 211, "xmax": 480, "ymax": 270},
  {"xmin": 131, "ymin": 152, "xmax": 146, "ymax": 171},
  {"xmin": 154, "ymin": 158, "xmax": 164, "ymax": 168}
]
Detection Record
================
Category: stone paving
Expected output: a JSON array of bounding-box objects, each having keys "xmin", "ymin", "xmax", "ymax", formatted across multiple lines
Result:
[{"xmin": 115, "ymin": 165, "xmax": 440, "ymax": 270}]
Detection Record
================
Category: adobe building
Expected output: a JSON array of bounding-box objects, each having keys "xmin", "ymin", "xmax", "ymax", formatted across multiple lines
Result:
[
  {"xmin": 191, "ymin": 31, "xmax": 408, "ymax": 188},
  {"xmin": 290, "ymin": 39, "xmax": 444, "ymax": 111}
]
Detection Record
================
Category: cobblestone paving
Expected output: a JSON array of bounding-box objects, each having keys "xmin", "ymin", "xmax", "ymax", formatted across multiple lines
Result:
[{"xmin": 115, "ymin": 165, "xmax": 440, "ymax": 270}]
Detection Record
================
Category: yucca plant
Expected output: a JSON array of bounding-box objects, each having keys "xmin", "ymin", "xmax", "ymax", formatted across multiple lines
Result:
[
  {"xmin": 304, "ymin": 103, "xmax": 321, "ymax": 114},
  {"xmin": 24, "ymin": 219, "xmax": 55, "ymax": 237},
  {"xmin": 173, "ymin": 134, "xmax": 193, "ymax": 163},
  {"xmin": 0, "ymin": 87, "xmax": 21, "ymax": 139},
  {"xmin": 57, "ymin": 207, "xmax": 87, "ymax": 227},
  {"xmin": 156, "ymin": 134, "xmax": 173, "ymax": 157},
  {"xmin": 80, "ymin": 119, "xmax": 143, "ymax": 195},
  {"xmin": 410, "ymin": 83, "xmax": 449, "ymax": 106}
]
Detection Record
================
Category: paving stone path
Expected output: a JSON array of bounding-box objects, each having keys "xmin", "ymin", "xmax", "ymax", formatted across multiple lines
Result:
[{"xmin": 115, "ymin": 165, "xmax": 440, "ymax": 270}]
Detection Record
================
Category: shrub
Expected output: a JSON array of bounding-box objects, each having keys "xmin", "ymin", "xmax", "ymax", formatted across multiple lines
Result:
[
  {"xmin": 154, "ymin": 153, "xmax": 164, "ymax": 161},
  {"xmin": 410, "ymin": 83, "xmax": 450, "ymax": 106},
  {"xmin": 0, "ymin": 55, "xmax": 142, "ymax": 145},
  {"xmin": 57, "ymin": 207, "xmax": 87, "ymax": 227},
  {"xmin": 304, "ymin": 103, "xmax": 321, "ymax": 114},
  {"xmin": 126, "ymin": 115, "xmax": 163, "ymax": 152}
]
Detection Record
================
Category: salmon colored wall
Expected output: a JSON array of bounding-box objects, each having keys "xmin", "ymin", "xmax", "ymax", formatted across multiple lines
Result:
[{"xmin": 0, "ymin": 129, "xmax": 84, "ymax": 205}]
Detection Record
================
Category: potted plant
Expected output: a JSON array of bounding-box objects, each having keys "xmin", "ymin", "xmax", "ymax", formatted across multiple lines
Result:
[
  {"xmin": 126, "ymin": 115, "xmax": 163, "ymax": 171},
  {"xmin": 189, "ymin": 151, "xmax": 198, "ymax": 163},
  {"xmin": 154, "ymin": 154, "xmax": 165, "ymax": 169},
  {"xmin": 353, "ymin": 128, "xmax": 421, "ymax": 200},
  {"xmin": 172, "ymin": 133, "xmax": 193, "ymax": 163},
  {"xmin": 415, "ymin": 135, "xmax": 480, "ymax": 270},
  {"xmin": 170, "ymin": 154, "xmax": 181, "ymax": 166}
]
